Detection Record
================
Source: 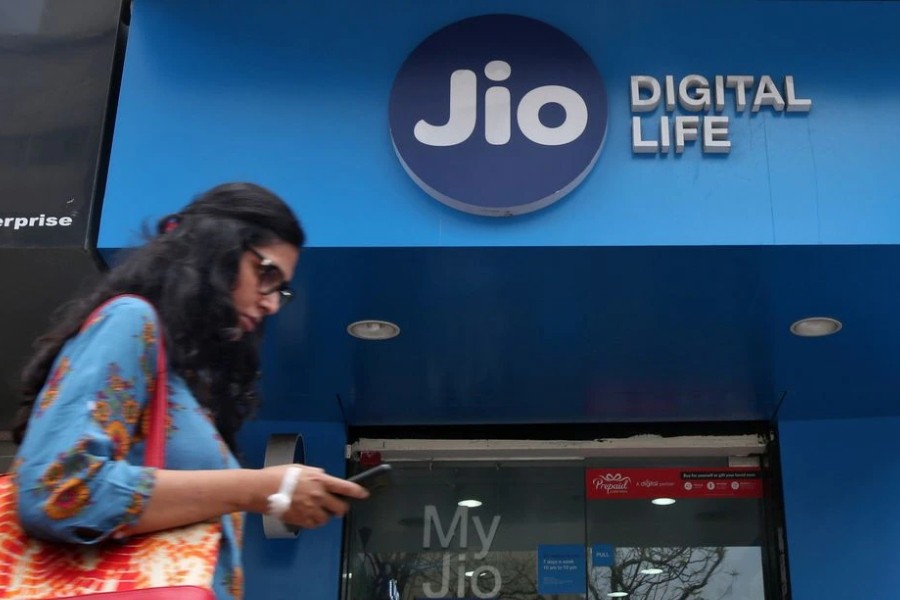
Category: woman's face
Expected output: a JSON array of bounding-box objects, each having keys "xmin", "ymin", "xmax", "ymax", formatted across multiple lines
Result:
[{"xmin": 232, "ymin": 240, "xmax": 299, "ymax": 333}]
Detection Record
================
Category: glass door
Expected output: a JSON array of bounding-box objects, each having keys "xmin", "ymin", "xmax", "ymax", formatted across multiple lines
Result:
[{"xmin": 342, "ymin": 456, "xmax": 772, "ymax": 600}]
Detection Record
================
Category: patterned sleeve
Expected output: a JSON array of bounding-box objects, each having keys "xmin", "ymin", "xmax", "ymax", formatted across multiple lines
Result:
[{"xmin": 14, "ymin": 296, "xmax": 162, "ymax": 544}]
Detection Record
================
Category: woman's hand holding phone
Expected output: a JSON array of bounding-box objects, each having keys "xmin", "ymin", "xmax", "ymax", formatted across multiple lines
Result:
[{"xmin": 258, "ymin": 465, "xmax": 369, "ymax": 529}]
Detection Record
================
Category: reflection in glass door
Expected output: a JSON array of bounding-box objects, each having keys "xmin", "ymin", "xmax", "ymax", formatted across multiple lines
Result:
[
  {"xmin": 584, "ymin": 459, "xmax": 766, "ymax": 600},
  {"xmin": 342, "ymin": 457, "xmax": 772, "ymax": 600}
]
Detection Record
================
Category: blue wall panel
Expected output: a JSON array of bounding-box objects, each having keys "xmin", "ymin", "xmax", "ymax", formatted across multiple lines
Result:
[
  {"xmin": 102, "ymin": 0, "xmax": 900, "ymax": 250},
  {"xmin": 779, "ymin": 417, "xmax": 900, "ymax": 599},
  {"xmin": 237, "ymin": 420, "xmax": 348, "ymax": 600}
]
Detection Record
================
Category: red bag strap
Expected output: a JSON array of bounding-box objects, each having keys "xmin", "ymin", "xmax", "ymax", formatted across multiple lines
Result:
[{"xmin": 80, "ymin": 294, "xmax": 168, "ymax": 469}]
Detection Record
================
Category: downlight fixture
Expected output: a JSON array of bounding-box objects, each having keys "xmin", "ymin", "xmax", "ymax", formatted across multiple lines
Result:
[
  {"xmin": 790, "ymin": 317, "xmax": 842, "ymax": 337},
  {"xmin": 347, "ymin": 320, "xmax": 400, "ymax": 340}
]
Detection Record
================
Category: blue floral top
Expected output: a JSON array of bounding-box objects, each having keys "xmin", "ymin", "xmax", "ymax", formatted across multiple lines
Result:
[{"xmin": 13, "ymin": 296, "xmax": 244, "ymax": 599}]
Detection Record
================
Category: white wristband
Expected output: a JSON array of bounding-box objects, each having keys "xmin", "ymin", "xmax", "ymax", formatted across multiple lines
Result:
[{"xmin": 266, "ymin": 466, "xmax": 302, "ymax": 518}]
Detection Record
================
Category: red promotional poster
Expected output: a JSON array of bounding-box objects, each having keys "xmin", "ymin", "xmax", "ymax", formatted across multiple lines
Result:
[{"xmin": 586, "ymin": 468, "xmax": 763, "ymax": 500}]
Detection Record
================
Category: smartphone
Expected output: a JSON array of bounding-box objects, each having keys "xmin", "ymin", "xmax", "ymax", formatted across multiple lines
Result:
[{"xmin": 347, "ymin": 463, "xmax": 393, "ymax": 495}]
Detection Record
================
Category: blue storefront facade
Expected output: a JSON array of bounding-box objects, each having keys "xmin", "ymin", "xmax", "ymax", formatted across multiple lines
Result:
[{"xmin": 95, "ymin": 1, "xmax": 900, "ymax": 598}]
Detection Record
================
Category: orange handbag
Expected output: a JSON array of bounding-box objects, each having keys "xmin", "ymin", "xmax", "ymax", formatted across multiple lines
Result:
[{"xmin": 0, "ymin": 296, "xmax": 221, "ymax": 599}]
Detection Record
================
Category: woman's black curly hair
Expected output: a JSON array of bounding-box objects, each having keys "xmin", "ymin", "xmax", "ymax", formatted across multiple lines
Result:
[{"xmin": 14, "ymin": 182, "xmax": 304, "ymax": 451}]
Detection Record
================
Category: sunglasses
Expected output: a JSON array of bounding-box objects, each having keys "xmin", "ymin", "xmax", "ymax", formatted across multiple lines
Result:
[{"xmin": 245, "ymin": 246, "xmax": 294, "ymax": 306}]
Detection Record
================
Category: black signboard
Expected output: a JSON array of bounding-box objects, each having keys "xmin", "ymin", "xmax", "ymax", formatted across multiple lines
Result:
[
  {"xmin": 0, "ymin": 0, "xmax": 125, "ymax": 248},
  {"xmin": 0, "ymin": 1, "xmax": 126, "ymax": 430}
]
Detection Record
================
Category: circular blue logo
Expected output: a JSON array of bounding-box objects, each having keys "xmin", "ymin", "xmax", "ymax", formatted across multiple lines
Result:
[{"xmin": 389, "ymin": 14, "xmax": 608, "ymax": 217}]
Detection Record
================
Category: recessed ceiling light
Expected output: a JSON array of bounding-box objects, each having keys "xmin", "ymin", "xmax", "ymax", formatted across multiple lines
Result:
[
  {"xmin": 790, "ymin": 317, "xmax": 842, "ymax": 337},
  {"xmin": 608, "ymin": 593, "xmax": 629, "ymax": 598},
  {"xmin": 347, "ymin": 320, "xmax": 400, "ymax": 340},
  {"xmin": 458, "ymin": 499, "xmax": 483, "ymax": 508},
  {"xmin": 640, "ymin": 568, "xmax": 664, "ymax": 575},
  {"xmin": 465, "ymin": 571, "xmax": 474, "ymax": 577},
  {"xmin": 651, "ymin": 498, "xmax": 676, "ymax": 506}
]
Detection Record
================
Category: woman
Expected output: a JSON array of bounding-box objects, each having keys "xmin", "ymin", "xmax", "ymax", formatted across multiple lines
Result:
[{"xmin": 10, "ymin": 182, "xmax": 367, "ymax": 599}]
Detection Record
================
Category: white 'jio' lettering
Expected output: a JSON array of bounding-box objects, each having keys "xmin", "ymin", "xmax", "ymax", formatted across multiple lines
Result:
[{"xmin": 414, "ymin": 61, "xmax": 588, "ymax": 147}]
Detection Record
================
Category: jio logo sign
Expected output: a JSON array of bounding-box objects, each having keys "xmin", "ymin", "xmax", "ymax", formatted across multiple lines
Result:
[{"xmin": 389, "ymin": 15, "xmax": 608, "ymax": 217}]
